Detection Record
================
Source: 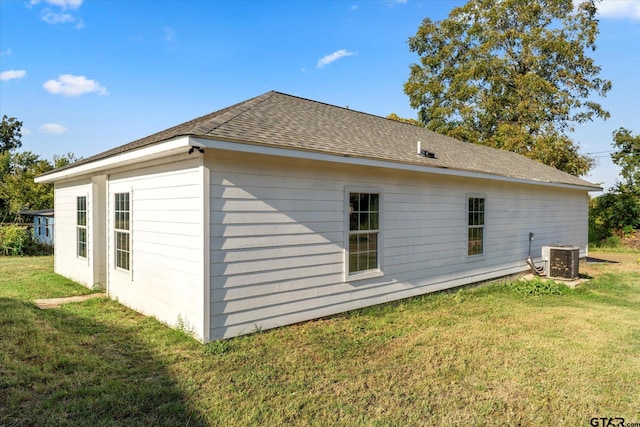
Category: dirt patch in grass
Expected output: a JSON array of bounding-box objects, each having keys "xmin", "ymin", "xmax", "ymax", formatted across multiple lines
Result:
[{"xmin": 33, "ymin": 293, "xmax": 106, "ymax": 309}]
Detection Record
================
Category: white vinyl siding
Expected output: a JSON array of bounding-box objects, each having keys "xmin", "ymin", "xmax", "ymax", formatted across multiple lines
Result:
[
  {"xmin": 52, "ymin": 180, "xmax": 93, "ymax": 287},
  {"xmin": 107, "ymin": 154, "xmax": 206, "ymax": 340},
  {"xmin": 208, "ymin": 150, "xmax": 589, "ymax": 340}
]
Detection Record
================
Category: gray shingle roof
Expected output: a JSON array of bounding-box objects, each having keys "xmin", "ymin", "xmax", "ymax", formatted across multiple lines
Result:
[{"xmin": 43, "ymin": 91, "xmax": 599, "ymax": 189}]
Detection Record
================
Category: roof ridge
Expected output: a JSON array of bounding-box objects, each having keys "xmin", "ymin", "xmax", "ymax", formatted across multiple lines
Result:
[
  {"xmin": 269, "ymin": 90, "xmax": 424, "ymax": 126},
  {"xmin": 194, "ymin": 91, "xmax": 277, "ymax": 134}
]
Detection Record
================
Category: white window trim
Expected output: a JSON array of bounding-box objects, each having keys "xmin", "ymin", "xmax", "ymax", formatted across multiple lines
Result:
[
  {"xmin": 114, "ymin": 192, "xmax": 131, "ymax": 272},
  {"xmin": 466, "ymin": 193, "xmax": 486, "ymax": 259},
  {"xmin": 77, "ymin": 195, "xmax": 88, "ymax": 259},
  {"xmin": 344, "ymin": 186, "xmax": 384, "ymax": 282}
]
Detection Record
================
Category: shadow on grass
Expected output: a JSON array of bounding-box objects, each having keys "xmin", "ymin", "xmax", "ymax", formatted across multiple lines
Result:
[
  {"xmin": 585, "ymin": 256, "xmax": 619, "ymax": 264},
  {"xmin": 0, "ymin": 297, "xmax": 209, "ymax": 427}
]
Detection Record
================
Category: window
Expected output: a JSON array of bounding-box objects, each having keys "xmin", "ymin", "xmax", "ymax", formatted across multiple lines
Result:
[
  {"xmin": 467, "ymin": 197, "xmax": 485, "ymax": 256},
  {"xmin": 348, "ymin": 192, "xmax": 380, "ymax": 274},
  {"xmin": 77, "ymin": 196, "xmax": 87, "ymax": 258},
  {"xmin": 114, "ymin": 192, "xmax": 130, "ymax": 270}
]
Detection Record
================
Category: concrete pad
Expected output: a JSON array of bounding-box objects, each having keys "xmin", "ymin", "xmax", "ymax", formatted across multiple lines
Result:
[
  {"xmin": 519, "ymin": 274, "xmax": 587, "ymax": 289},
  {"xmin": 34, "ymin": 293, "xmax": 106, "ymax": 309}
]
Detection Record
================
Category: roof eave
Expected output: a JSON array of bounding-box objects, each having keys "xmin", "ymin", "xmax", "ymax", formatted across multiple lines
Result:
[
  {"xmin": 35, "ymin": 136, "xmax": 196, "ymax": 183},
  {"xmin": 192, "ymin": 137, "xmax": 602, "ymax": 192}
]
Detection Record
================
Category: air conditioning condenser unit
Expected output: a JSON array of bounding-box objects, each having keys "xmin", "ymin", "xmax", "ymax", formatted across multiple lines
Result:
[{"xmin": 541, "ymin": 245, "xmax": 580, "ymax": 280}]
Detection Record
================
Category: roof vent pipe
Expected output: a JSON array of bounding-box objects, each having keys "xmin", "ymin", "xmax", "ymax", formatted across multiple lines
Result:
[{"xmin": 417, "ymin": 141, "xmax": 436, "ymax": 158}]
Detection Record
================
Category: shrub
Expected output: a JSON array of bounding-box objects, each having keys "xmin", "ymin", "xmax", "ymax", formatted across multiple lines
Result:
[
  {"xmin": 0, "ymin": 224, "xmax": 50, "ymax": 256},
  {"xmin": 0, "ymin": 225, "xmax": 30, "ymax": 255},
  {"xmin": 510, "ymin": 277, "xmax": 568, "ymax": 296}
]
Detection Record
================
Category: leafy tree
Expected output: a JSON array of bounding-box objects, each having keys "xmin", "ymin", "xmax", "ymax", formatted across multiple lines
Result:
[
  {"xmin": 404, "ymin": 0, "xmax": 611, "ymax": 176},
  {"xmin": 0, "ymin": 152, "xmax": 54, "ymax": 215},
  {"xmin": 0, "ymin": 151, "xmax": 79, "ymax": 221},
  {"xmin": 588, "ymin": 128, "xmax": 640, "ymax": 242},
  {"xmin": 589, "ymin": 183, "xmax": 640, "ymax": 241},
  {"xmin": 611, "ymin": 128, "xmax": 640, "ymax": 187},
  {"xmin": 1, "ymin": 115, "xmax": 23, "ymax": 154},
  {"xmin": 386, "ymin": 113, "xmax": 424, "ymax": 127}
]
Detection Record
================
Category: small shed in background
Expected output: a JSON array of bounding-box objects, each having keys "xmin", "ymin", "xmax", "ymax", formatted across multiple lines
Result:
[{"xmin": 19, "ymin": 209, "xmax": 55, "ymax": 246}]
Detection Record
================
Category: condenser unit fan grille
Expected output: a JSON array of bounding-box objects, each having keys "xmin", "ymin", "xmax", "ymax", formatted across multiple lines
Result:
[{"xmin": 548, "ymin": 246, "xmax": 579, "ymax": 280}]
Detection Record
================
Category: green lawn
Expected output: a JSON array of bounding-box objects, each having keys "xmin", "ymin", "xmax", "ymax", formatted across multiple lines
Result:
[{"xmin": 1, "ymin": 255, "xmax": 639, "ymax": 426}]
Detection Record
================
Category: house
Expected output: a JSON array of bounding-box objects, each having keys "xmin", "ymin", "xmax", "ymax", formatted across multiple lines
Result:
[
  {"xmin": 35, "ymin": 91, "xmax": 601, "ymax": 342},
  {"xmin": 19, "ymin": 209, "xmax": 55, "ymax": 246}
]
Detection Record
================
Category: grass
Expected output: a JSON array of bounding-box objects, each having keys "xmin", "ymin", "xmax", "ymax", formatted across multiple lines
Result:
[{"xmin": 1, "ymin": 255, "xmax": 640, "ymax": 426}]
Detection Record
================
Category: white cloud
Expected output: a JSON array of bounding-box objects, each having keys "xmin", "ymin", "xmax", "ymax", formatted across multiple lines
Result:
[
  {"xmin": 317, "ymin": 49, "xmax": 355, "ymax": 68},
  {"xmin": 39, "ymin": 123, "xmax": 68, "ymax": 134},
  {"xmin": 30, "ymin": 0, "xmax": 83, "ymax": 10},
  {"xmin": 43, "ymin": 74, "xmax": 109, "ymax": 96},
  {"xmin": 42, "ymin": 9, "xmax": 74, "ymax": 24},
  {"xmin": 597, "ymin": 0, "xmax": 640, "ymax": 21},
  {"xmin": 0, "ymin": 69, "xmax": 27, "ymax": 82},
  {"xmin": 0, "ymin": 48, "xmax": 12, "ymax": 56},
  {"xmin": 22, "ymin": 127, "xmax": 33, "ymax": 136},
  {"xmin": 41, "ymin": 9, "xmax": 84, "ymax": 28},
  {"xmin": 31, "ymin": 0, "xmax": 84, "ymax": 28}
]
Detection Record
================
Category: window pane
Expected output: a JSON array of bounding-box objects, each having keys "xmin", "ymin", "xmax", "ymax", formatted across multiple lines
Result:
[
  {"xmin": 115, "ymin": 230, "xmax": 130, "ymax": 270},
  {"xmin": 359, "ymin": 212, "xmax": 368, "ymax": 231},
  {"xmin": 370, "ymin": 194, "xmax": 379, "ymax": 212},
  {"xmin": 368, "ymin": 251, "xmax": 378, "ymax": 270},
  {"xmin": 367, "ymin": 233, "xmax": 377, "ymax": 252},
  {"xmin": 370, "ymin": 212, "xmax": 379, "ymax": 230},
  {"xmin": 358, "ymin": 234, "xmax": 367, "ymax": 253},
  {"xmin": 349, "ymin": 253, "xmax": 358, "ymax": 273},
  {"xmin": 360, "ymin": 193, "xmax": 369, "ymax": 212},
  {"xmin": 350, "ymin": 193, "xmax": 359, "ymax": 212},
  {"xmin": 358, "ymin": 253, "xmax": 369, "ymax": 272},
  {"xmin": 350, "ymin": 213, "xmax": 358, "ymax": 231},
  {"xmin": 77, "ymin": 227, "xmax": 87, "ymax": 258},
  {"xmin": 349, "ymin": 235, "xmax": 358, "ymax": 252},
  {"xmin": 77, "ymin": 196, "xmax": 87, "ymax": 226},
  {"xmin": 115, "ymin": 192, "xmax": 130, "ymax": 231}
]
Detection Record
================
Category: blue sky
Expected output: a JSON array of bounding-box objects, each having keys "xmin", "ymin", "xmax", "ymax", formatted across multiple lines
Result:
[{"xmin": 1, "ymin": 0, "xmax": 638, "ymax": 192}]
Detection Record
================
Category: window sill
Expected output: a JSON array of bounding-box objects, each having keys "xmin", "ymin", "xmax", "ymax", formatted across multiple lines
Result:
[
  {"xmin": 465, "ymin": 254, "xmax": 485, "ymax": 262},
  {"xmin": 346, "ymin": 269, "xmax": 384, "ymax": 283}
]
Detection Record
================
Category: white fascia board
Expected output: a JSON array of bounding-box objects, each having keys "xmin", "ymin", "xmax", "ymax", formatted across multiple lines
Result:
[
  {"xmin": 35, "ymin": 136, "xmax": 194, "ymax": 183},
  {"xmin": 191, "ymin": 137, "xmax": 601, "ymax": 192}
]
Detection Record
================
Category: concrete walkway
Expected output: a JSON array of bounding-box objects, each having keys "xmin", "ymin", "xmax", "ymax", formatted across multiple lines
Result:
[{"xmin": 34, "ymin": 293, "xmax": 106, "ymax": 309}]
